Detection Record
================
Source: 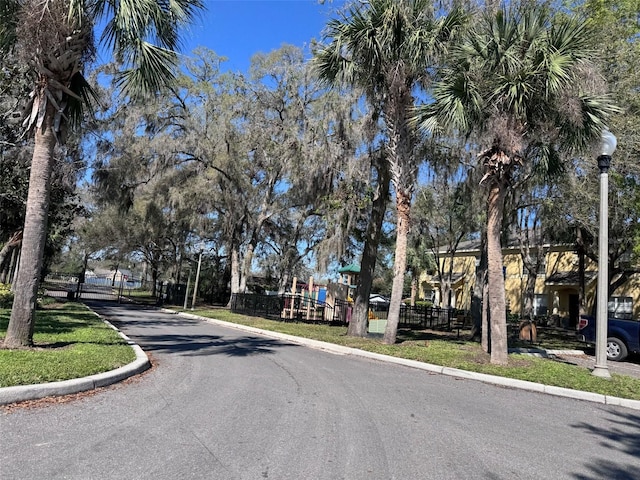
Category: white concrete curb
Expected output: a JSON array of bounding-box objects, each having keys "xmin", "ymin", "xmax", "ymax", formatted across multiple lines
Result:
[
  {"xmin": 172, "ymin": 310, "xmax": 640, "ymax": 412},
  {"xmin": 0, "ymin": 316, "xmax": 150, "ymax": 406}
]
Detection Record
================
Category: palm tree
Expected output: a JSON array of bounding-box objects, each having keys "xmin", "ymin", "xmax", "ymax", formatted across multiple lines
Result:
[
  {"xmin": 1, "ymin": 0, "xmax": 203, "ymax": 348},
  {"xmin": 417, "ymin": 3, "xmax": 617, "ymax": 364},
  {"xmin": 314, "ymin": 0, "xmax": 463, "ymax": 343}
]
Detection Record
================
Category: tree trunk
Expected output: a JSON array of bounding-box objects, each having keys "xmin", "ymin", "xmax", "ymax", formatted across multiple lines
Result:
[
  {"xmin": 522, "ymin": 268, "xmax": 536, "ymax": 320},
  {"xmin": 4, "ymin": 105, "xmax": 56, "ymax": 348},
  {"xmin": 8, "ymin": 247, "xmax": 19, "ymax": 284},
  {"xmin": 0, "ymin": 231, "xmax": 23, "ymax": 280},
  {"xmin": 349, "ymin": 158, "xmax": 390, "ymax": 337},
  {"xmin": 470, "ymin": 229, "xmax": 487, "ymax": 338},
  {"xmin": 239, "ymin": 243, "xmax": 255, "ymax": 294},
  {"xmin": 227, "ymin": 245, "xmax": 240, "ymax": 307},
  {"xmin": 278, "ymin": 271, "xmax": 290, "ymax": 295},
  {"xmin": 383, "ymin": 189, "xmax": 411, "ymax": 345},
  {"xmin": 576, "ymin": 227, "xmax": 587, "ymax": 316},
  {"xmin": 482, "ymin": 275, "xmax": 489, "ymax": 353},
  {"xmin": 486, "ymin": 181, "xmax": 508, "ymax": 364},
  {"xmin": 0, "ymin": 230, "xmax": 22, "ymax": 283},
  {"xmin": 410, "ymin": 275, "xmax": 417, "ymax": 306},
  {"xmin": 151, "ymin": 267, "xmax": 159, "ymax": 297},
  {"xmin": 440, "ymin": 278, "xmax": 452, "ymax": 310}
]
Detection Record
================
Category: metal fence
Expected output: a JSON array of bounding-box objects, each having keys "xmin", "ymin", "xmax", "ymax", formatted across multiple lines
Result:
[
  {"xmin": 42, "ymin": 273, "xmax": 143, "ymax": 302},
  {"xmin": 369, "ymin": 303, "xmax": 457, "ymax": 329},
  {"xmin": 231, "ymin": 293, "xmax": 348, "ymax": 325},
  {"xmin": 231, "ymin": 293, "xmax": 459, "ymax": 330}
]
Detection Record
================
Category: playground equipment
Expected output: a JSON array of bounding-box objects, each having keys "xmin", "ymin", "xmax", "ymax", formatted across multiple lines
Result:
[{"xmin": 280, "ymin": 275, "xmax": 351, "ymax": 323}]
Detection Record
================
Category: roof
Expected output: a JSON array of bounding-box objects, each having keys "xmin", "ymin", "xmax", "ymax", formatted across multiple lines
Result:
[
  {"xmin": 446, "ymin": 230, "xmax": 561, "ymax": 254},
  {"xmin": 545, "ymin": 271, "xmax": 597, "ymax": 286},
  {"xmin": 427, "ymin": 273, "xmax": 465, "ymax": 286},
  {"xmin": 338, "ymin": 263, "xmax": 361, "ymax": 274},
  {"xmin": 369, "ymin": 294, "xmax": 389, "ymax": 304}
]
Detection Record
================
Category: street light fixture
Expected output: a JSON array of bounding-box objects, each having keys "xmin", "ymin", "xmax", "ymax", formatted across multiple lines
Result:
[{"xmin": 592, "ymin": 130, "xmax": 616, "ymax": 379}]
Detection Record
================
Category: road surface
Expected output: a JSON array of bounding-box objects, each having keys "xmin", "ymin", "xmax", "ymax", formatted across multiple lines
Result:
[{"xmin": 1, "ymin": 303, "xmax": 638, "ymax": 479}]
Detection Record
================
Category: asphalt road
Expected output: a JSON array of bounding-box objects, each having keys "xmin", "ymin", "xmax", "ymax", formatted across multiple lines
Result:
[{"xmin": 1, "ymin": 303, "xmax": 639, "ymax": 480}]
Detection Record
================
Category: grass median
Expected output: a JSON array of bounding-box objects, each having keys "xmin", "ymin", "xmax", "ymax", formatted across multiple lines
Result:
[
  {"xmin": 182, "ymin": 307, "xmax": 640, "ymax": 401},
  {"xmin": 0, "ymin": 301, "xmax": 136, "ymax": 388}
]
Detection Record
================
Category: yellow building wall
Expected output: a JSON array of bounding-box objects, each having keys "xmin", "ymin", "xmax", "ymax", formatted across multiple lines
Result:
[
  {"xmin": 421, "ymin": 246, "xmax": 640, "ymax": 320},
  {"xmin": 418, "ymin": 256, "xmax": 476, "ymax": 309}
]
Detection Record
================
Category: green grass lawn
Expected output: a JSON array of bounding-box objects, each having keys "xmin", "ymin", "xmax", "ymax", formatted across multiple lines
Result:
[
  {"xmin": 0, "ymin": 302, "xmax": 136, "ymax": 388},
  {"xmin": 181, "ymin": 307, "xmax": 640, "ymax": 401}
]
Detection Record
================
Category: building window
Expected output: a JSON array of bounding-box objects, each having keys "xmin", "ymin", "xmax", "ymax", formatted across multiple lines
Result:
[
  {"xmin": 533, "ymin": 294, "xmax": 548, "ymax": 317},
  {"xmin": 608, "ymin": 296, "xmax": 633, "ymax": 320}
]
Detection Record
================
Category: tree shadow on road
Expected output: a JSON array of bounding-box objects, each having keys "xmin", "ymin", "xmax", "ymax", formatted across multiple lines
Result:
[
  {"xmin": 131, "ymin": 333, "xmax": 297, "ymax": 357},
  {"xmin": 570, "ymin": 410, "xmax": 640, "ymax": 479}
]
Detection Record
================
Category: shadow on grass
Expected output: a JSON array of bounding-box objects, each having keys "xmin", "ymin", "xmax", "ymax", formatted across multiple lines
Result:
[
  {"xmin": 398, "ymin": 325, "xmax": 590, "ymax": 352},
  {"xmin": 571, "ymin": 410, "xmax": 640, "ymax": 479},
  {"xmin": 0, "ymin": 304, "xmax": 97, "ymax": 337},
  {"xmin": 397, "ymin": 328, "xmax": 476, "ymax": 346}
]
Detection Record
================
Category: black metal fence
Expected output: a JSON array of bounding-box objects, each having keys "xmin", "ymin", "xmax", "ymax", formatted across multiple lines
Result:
[
  {"xmin": 231, "ymin": 293, "xmax": 348, "ymax": 325},
  {"xmin": 370, "ymin": 303, "xmax": 457, "ymax": 329},
  {"xmin": 42, "ymin": 273, "xmax": 143, "ymax": 302},
  {"xmin": 231, "ymin": 293, "xmax": 460, "ymax": 330}
]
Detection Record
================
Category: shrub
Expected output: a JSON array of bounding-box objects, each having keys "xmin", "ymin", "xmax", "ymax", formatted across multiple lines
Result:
[
  {"xmin": 414, "ymin": 300, "xmax": 434, "ymax": 308},
  {"xmin": 0, "ymin": 283, "xmax": 14, "ymax": 308}
]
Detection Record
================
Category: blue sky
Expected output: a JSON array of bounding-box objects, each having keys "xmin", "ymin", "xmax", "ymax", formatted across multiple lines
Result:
[{"xmin": 180, "ymin": 1, "xmax": 344, "ymax": 72}]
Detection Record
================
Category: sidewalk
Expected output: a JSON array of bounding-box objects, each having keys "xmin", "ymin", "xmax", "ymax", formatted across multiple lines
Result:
[{"xmin": 553, "ymin": 351, "xmax": 640, "ymax": 380}]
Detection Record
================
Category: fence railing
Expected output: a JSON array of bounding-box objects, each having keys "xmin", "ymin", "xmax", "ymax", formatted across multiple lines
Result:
[
  {"xmin": 369, "ymin": 303, "xmax": 457, "ymax": 329},
  {"xmin": 42, "ymin": 273, "xmax": 143, "ymax": 302},
  {"xmin": 231, "ymin": 293, "xmax": 460, "ymax": 330},
  {"xmin": 231, "ymin": 293, "xmax": 347, "ymax": 325}
]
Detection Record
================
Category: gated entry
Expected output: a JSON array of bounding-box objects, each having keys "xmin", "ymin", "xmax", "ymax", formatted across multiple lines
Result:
[{"xmin": 43, "ymin": 274, "xmax": 128, "ymax": 302}]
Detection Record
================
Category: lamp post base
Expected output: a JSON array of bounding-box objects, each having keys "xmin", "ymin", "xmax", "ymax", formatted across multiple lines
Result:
[{"xmin": 592, "ymin": 364, "xmax": 611, "ymax": 379}]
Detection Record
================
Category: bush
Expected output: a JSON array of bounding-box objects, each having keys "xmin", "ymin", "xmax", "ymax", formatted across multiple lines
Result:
[
  {"xmin": 414, "ymin": 300, "xmax": 434, "ymax": 308},
  {"xmin": 0, "ymin": 283, "xmax": 14, "ymax": 308}
]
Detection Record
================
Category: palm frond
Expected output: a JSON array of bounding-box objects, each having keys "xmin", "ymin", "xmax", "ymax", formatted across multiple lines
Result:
[
  {"xmin": 66, "ymin": 71, "xmax": 101, "ymax": 128},
  {"xmin": 115, "ymin": 41, "xmax": 177, "ymax": 98},
  {"xmin": 557, "ymin": 92, "xmax": 620, "ymax": 151},
  {"xmin": 420, "ymin": 1, "xmax": 617, "ymax": 173},
  {"xmin": 94, "ymin": 0, "xmax": 204, "ymax": 98},
  {"xmin": 526, "ymin": 142, "xmax": 566, "ymax": 182}
]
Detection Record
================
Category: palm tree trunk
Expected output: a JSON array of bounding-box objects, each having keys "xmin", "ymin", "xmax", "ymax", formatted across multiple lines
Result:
[
  {"xmin": 486, "ymin": 181, "xmax": 508, "ymax": 364},
  {"xmin": 3, "ymin": 104, "xmax": 56, "ymax": 348},
  {"xmin": 383, "ymin": 189, "xmax": 411, "ymax": 345}
]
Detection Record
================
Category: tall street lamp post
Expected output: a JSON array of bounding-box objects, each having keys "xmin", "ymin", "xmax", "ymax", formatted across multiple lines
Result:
[
  {"xmin": 183, "ymin": 268, "xmax": 192, "ymax": 310},
  {"xmin": 191, "ymin": 248, "xmax": 203, "ymax": 311},
  {"xmin": 592, "ymin": 130, "xmax": 617, "ymax": 379}
]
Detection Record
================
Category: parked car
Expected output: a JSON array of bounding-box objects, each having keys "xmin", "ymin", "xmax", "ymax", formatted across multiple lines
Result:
[{"xmin": 577, "ymin": 315, "xmax": 640, "ymax": 361}]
